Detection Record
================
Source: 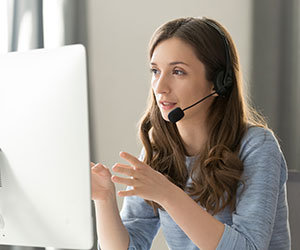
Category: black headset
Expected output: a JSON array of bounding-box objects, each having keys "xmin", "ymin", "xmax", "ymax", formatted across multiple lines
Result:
[{"xmin": 202, "ymin": 19, "xmax": 233, "ymax": 97}]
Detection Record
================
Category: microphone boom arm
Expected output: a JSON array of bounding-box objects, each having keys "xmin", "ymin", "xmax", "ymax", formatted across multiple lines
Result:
[{"xmin": 182, "ymin": 91, "xmax": 217, "ymax": 111}]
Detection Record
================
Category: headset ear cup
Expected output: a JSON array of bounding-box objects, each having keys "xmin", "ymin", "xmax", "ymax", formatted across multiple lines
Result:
[
  {"xmin": 224, "ymin": 71, "xmax": 233, "ymax": 89},
  {"xmin": 214, "ymin": 70, "xmax": 227, "ymax": 96}
]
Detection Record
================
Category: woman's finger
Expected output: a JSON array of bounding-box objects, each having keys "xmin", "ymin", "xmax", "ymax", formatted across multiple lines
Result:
[
  {"xmin": 112, "ymin": 163, "xmax": 135, "ymax": 177},
  {"xmin": 119, "ymin": 151, "xmax": 143, "ymax": 168},
  {"xmin": 92, "ymin": 163, "xmax": 108, "ymax": 173},
  {"xmin": 111, "ymin": 175, "xmax": 135, "ymax": 186},
  {"xmin": 117, "ymin": 189, "xmax": 136, "ymax": 197}
]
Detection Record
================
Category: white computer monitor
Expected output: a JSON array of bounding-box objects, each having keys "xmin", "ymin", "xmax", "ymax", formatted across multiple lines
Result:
[{"xmin": 0, "ymin": 45, "xmax": 94, "ymax": 249}]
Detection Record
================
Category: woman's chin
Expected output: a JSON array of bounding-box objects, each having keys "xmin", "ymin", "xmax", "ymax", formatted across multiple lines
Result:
[{"xmin": 160, "ymin": 111, "xmax": 170, "ymax": 122}]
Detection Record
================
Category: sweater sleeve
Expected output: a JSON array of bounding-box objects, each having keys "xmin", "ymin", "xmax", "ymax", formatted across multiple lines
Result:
[
  {"xmin": 120, "ymin": 191, "xmax": 160, "ymax": 250},
  {"xmin": 216, "ymin": 127, "xmax": 289, "ymax": 250},
  {"xmin": 119, "ymin": 148, "xmax": 160, "ymax": 250}
]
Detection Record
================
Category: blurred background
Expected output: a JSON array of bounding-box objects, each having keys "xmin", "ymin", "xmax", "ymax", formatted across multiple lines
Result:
[{"xmin": 0, "ymin": 0, "xmax": 299, "ymax": 249}]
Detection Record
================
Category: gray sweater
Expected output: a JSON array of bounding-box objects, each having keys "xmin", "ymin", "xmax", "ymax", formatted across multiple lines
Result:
[{"xmin": 118, "ymin": 126, "xmax": 291, "ymax": 250}]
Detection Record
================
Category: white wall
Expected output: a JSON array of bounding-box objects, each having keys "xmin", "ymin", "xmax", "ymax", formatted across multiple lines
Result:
[{"xmin": 86, "ymin": 1, "xmax": 252, "ymax": 249}]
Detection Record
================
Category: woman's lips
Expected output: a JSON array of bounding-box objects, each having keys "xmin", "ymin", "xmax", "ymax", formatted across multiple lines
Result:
[{"xmin": 160, "ymin": 101, "xmax": 177, "ymax": 111}]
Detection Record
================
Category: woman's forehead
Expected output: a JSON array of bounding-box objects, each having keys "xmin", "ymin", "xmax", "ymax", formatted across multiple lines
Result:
[
  {"xmin": 150, "ymin": 38, "xmax": 203, "ymax": 68},
  {"xmin": 150, "ymin": 38, "xmax": 204, "ymax": 72}
]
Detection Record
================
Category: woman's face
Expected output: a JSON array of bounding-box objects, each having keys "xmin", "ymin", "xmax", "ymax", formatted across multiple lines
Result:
[{"xmin": 150, "ymin": 37, "xmax": 215, "ymax": 123}]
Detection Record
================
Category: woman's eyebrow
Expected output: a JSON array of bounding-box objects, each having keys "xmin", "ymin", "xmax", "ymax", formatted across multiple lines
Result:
[
  {"xmin": 169, "ymin": 61, "xmax": 189, "ymax": 66},
  {"xmin": 150, "ymin": 61, "xmax": 190, "ymax": 66}
]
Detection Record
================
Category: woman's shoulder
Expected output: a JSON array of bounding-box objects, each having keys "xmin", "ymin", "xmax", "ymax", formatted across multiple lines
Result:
[
  {"xmin": 239, "ymin": 125, "xmax": 286, "ymax": 168},
  {"xmin": 243, "ymin": 125, "xmax": 274, "ymax": 140},
  {"xmin": 239, "ymin": 125, "xmax": 280, "ymax": 156},
  {"xmin": 239, "ymin": 125, "xmax": 288, "ymax": 185}
]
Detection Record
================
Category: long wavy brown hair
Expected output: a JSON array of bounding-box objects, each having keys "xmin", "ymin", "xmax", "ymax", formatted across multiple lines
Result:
[{"xmin": 139, "ymin": 17, "xmax": 266, "ymax": 215}]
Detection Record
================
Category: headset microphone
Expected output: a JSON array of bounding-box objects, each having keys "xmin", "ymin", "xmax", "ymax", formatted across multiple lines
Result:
[{"xmin": 168, "ymin": 91, "xmax": 216, "ymax": 123}]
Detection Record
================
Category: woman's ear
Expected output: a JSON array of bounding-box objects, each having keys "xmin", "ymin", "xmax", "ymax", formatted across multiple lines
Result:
[{"xmin": 211, "ymin": 86, "xmax": 218, "ymax": 97}]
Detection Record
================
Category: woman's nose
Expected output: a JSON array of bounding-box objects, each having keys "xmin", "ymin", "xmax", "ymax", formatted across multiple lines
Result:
[{"xmin": 153, "ymin": 73, "xmax": 170, "ymax": 94}]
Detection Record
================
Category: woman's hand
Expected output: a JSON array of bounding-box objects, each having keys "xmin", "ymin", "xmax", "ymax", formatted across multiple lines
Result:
[
  {"xmin": 111, "ymin": 151, "xmax": 174, "ymax": 204},
  {"xmin": 91, "ymin": 162, "xmax": 116, "ymax": 201}
]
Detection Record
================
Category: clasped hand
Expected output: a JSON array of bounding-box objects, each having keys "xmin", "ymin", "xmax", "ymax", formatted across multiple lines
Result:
[{"xmin": 111, "ymin": 151, "xmax": 173, "ymax": 204}]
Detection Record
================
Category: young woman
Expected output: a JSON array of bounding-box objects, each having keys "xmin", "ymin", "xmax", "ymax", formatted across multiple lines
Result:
[{"xmin": 91, "ymin": 17, "xmax": 291, "ymax": 250}]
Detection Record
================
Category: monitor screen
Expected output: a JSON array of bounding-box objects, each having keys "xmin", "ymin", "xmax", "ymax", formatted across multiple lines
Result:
[{"xmin": 0, "ymin": 45, "xmax": 94, "ymax": 249}]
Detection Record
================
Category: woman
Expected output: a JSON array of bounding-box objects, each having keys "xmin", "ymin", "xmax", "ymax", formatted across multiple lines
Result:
[{"xmin": 91, "ymin": 17, "xmax": 291, "ymax": 250}]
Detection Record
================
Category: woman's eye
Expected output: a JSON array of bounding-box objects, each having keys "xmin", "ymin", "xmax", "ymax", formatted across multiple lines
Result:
[
  {"xmin": 173, "ymin": 69, "xmax": 185, "ymax": 75},
  {"xmin": 150, "ymin": 68, "xmax": 159, "ymax": 75}
]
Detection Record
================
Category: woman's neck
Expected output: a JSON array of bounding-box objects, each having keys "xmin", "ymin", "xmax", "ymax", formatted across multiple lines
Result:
[{"xmin": 176, "ymin": 117, "xmax": 208, "ymax": 157}]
